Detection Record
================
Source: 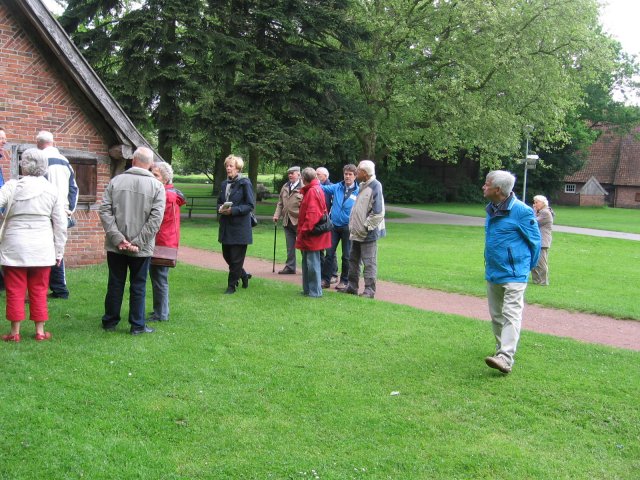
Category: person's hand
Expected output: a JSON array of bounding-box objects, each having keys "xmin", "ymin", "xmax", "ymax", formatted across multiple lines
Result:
[
  {"xmin": 128, "ymin": 244, "xmax": 140, "ymax": 253},
  {"xmin": 55, "ymin": 258, "xmax": 63, "ymax": 267},
  {"xmin": 117, "ymin": 240, "xmax": 131, "ymax": 251},
  {"xmin": 219, "ymin": 208, "xmax": 232, "ymax": 216},
  {"xmin": 273, "ymin": 215, "xmax": 278, "ymax": 223}
]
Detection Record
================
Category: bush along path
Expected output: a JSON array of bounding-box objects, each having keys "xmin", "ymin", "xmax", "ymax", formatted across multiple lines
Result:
[{"xmin": 179, "ymin": 246, "xmax": 640, "ymax": 352}]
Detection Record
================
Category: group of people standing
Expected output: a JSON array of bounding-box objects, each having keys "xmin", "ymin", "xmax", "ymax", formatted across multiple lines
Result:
[
  {"xmin": 273, "ymin": 160, "xmax": 386, "ymax": 299},
  {"xmin": 0, "ymin": 132, "xmax": 554, "ymax": 379},
  {"xmin": 0, "ymin": 129, "xmax": 77, "ymax": 342}
]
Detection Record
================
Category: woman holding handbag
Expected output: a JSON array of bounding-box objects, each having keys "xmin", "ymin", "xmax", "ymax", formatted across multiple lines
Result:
[
  {"xmin": 1, "ymin": 148, "xmax": 67, "ymax": 342},
  {"xmin": 295, "ymin": 167, "xmax": 332, "ymax": 298},
  {"xmin": 147, "ymin": 162, "xmax": 186, "ymax": 322},
  {"xmin": 217, "ymin": 155, "xmax": 255, "ymax": 294}
]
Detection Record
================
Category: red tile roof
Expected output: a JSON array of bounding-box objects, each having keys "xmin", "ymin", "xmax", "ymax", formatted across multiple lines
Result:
[{"xmin": 565, "ymin": 126, "xmax": 640, "ymax": 186}]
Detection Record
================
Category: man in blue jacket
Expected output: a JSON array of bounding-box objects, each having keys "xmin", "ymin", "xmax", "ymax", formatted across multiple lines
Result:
[
  {"xmin": 483, "ymin": 170, "xmax": 541, "ymax": 374},
  {"xmin": 320, "ymin": 164, "xmax": 359, "ymax": 290}
]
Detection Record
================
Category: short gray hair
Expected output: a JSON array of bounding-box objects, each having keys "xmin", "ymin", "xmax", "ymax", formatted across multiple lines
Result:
[
  {"xmin": 20, "ymin": 148, "xmax": 49, "ymax": 177},
  {"xmin": 153, "ymin": 161, "xmax": 174, "ymax": 183},
  {"xmin": 533, "ymin": 195, "xmax": 549, "ymax": 207},
  {"xmin": 133, "ymin": 146, "xmax": 154, "ymax": 166},
  {"xmin": 486, "ymin": 170, "xmax": 516, "ymax": 196},
  {"xmin": 301, "ymin": 167, "xmax": 317, "ymax": 183},
  {"xmin": 316, "ymin": 167, "xmax": 329, "ymax": 178},
  {"xmin": 36, "ymin": 130, "xmax": 54, "ymax": 146},
  {"xmin": 358, "ymin": 160, "xmax": 375, "ymax": 176}
]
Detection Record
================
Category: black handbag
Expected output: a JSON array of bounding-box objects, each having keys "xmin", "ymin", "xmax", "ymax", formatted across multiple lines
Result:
[
  {"xmin": 250, "ymin": 212, "xmax": 258, "ymax": 228},
  {"xmin": 311, "ymin": 213, "xmax": 333, "ymax": 235}
]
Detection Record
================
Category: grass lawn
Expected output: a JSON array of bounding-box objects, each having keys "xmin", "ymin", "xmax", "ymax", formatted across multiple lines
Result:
[
  {"xmin": 0, "ymin": 264, "xmax": 637, "ymax": 478},
  {"xmin": 181, "ymin": 219, "xmax": 640, "ymax": 320},
  {"xmin": 409, "ymin": 203, "xmax": 640, "ymax": 234}
]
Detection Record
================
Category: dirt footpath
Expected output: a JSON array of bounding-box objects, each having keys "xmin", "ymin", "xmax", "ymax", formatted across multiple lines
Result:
[{"xmin": 179, "ymin": 246, "xmax": 640, "ymax": 352}]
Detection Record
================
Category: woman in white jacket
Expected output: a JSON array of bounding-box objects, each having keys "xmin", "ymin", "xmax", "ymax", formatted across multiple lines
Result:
[{"xmin": 0, "ymin": 148, "xmax": 67, "ymax": 342}]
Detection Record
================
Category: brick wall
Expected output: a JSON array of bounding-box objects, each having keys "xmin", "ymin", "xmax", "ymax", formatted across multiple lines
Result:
[
  {"xmin": 0, "ymin": 4, "xmax": 110, "ymax": 266},
  {"xmin": 614, "ymin": 187, "xmax": 640, "ymax": 209},
  {"xmin": 579, "ymin": 194, "xmax": 606, "ymax": 207}
]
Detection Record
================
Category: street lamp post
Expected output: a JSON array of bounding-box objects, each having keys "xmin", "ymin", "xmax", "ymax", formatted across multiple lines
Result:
[{"xmin": 522, "ymin": 125, "xmax": 535, "ymax": 203}]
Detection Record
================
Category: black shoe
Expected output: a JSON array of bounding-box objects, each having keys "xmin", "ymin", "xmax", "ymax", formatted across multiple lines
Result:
[
  {"xmin": 278, "ymin": 267, "xmax": 295, "ymax": 275},
  {"xmin": 130, "ymin": 326, "xmax": 155, "ymax": 335},
  {"xmin": 224, "ymin": 286, "xmax": 236, "ymax": 294},
  {"xmin": 48, "ymin": 293, "xmax": 69, "ymax": 300},
  {"xmin": 241, "ymin": 273, "xmax": 252, "ymax": 289}
]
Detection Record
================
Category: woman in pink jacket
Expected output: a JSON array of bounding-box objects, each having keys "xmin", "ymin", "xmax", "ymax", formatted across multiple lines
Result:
[{"xmin": 295, "ymin": 167, "xmax": 332, "ymax": 297}]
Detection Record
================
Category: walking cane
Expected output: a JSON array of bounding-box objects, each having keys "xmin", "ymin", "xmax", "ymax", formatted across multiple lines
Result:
[{"xmin": 272, "ymin": 222, "xmax": 277, "ymax": 272}]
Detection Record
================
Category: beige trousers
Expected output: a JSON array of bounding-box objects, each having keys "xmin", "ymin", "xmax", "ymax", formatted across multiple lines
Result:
[
  {"xmin": 487, "ymin": 281, "xmax": 528, "ymax": 366},
  {"xmin": 531, "ymin": 247, "xmax": 549, "ymax": 285}
]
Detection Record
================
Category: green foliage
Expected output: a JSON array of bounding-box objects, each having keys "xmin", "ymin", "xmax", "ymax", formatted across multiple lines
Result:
[
  {"xmin": 378, "ymin": 175, "xmax": 445, "ymax": 204},
  {"xmin": 0, "ymin": 264, "xmax": 638, "ymax": 478}
]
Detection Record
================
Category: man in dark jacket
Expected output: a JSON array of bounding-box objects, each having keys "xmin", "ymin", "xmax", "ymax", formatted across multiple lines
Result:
[{"xmin": 483, "ymin": 170, "xmax": 540, "ymax": 374}]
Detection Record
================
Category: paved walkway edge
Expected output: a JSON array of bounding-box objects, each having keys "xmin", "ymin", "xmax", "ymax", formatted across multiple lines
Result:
[{"xmin": 179, "ymin": 246, "xmax": 640, "ymax": 352}]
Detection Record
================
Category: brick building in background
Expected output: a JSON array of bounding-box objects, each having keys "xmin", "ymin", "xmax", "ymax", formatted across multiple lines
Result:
[
  {"xmin": 0, "ymin": 0, "xmax": 163, "ymax": 266},
  {"xmin": 558, "ymin": 125, "xmax": 640, "ymax": 209}
]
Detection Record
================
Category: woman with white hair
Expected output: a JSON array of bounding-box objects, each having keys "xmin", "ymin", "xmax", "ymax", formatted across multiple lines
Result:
[
  {"xmin": 531, "ymin": 194, "xmax": 554, "ymax": 285},
  {"xmin": 0, "ymin": 148, "xmax": 67, "ymax": 342},
  {"xmin": 148, "ymin": 162, "xmax": 186, "ymax": 321}
]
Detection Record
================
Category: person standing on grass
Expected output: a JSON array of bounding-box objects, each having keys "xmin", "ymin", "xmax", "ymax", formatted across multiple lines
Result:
[
  {"xmin": 531, "ymin": 195, "xmax": 554, "ymax": 286},
  {"xmin": 0, "ymin": 148, "xmax": 67, "ymax": 342},
  {"xmin": 320, "ymin": 164, "xmax": 359, "ymax": 291},
  {"xmin": 147, "ymin": 162, "xmax": 186, "ymax": 321},
  {"xmin": 217, "ymin": 155, "xmax": 255, "ymax": 294},
  {"xmin": 273, "ymin": 166, "xmax": 302, "ymax": 274},
  {"xmin": 316, "ymin": 166, "xmax": 337, "ymax": 286},
  {"xmin": 36, "ymin": 131, "xmax": 79, "ymax": 300},
  {"xmin": 295, "ymin": 167, "xmax": 332, "ymax": 297},
  {"xmin": 341, "ymin": 160, "xmax": 385, "ymax": 299},
  {"xmin": 99, "ymin": 147, "xmax": 165, "ymax": 335},
  {"xmin": 482, "ymin": 170, "xmax": 540, "ymax": 374}
]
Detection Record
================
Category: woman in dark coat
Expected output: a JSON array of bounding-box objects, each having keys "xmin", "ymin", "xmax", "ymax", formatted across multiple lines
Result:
[{"xmin": 217, "ymin": 155, "xmax": 255, "ymax": 294}]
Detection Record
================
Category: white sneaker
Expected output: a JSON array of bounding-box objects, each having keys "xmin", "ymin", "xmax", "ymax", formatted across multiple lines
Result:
[{"xmin": 485, "ymin": 355, "xmax": 512, "ymax": 373}]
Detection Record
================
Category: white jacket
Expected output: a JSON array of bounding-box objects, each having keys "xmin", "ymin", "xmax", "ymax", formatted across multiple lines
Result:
[{"xmin": 0, "ymin": 177, "xmax": 67, "ymax": 266}]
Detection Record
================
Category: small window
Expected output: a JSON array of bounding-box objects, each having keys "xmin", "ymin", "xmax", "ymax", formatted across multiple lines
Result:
[
  {"xmin": 564, "ymin": 184, "xmax": 576, "ymax": 194},
  {"xmin": 69, "ymin": 157, "xmax": 97, "ymax": 203},
  {"xmin": 635, "ymin": 192, "xmax": 640, "ymax": 202}
]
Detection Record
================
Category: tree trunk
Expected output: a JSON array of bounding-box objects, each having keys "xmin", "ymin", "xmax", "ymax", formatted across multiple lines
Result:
[{"xmin": 248, "ymin": 146, "xmax": 259, "ymax": 193}]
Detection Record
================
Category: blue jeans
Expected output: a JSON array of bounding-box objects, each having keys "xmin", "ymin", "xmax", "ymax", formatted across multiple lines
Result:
[
  {"xmin": 149, "ymin": 264, "xmax": 170, "ymax": 320},
  {"xmin": 102, "ymin": 252, "xmax": 150, "ymax": 331},
  {"xmin": 301, "ymin": 250, "xmax": 322, "ymax": 297},
  {"xmin": 322, "ymin": 225, "xmax": 350, "ymax": 283}
]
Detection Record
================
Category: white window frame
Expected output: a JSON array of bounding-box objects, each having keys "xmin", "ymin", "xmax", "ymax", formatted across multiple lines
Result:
[{"xmin": 564, "ymin": 183, "xmax": 576, "ymax": 194}]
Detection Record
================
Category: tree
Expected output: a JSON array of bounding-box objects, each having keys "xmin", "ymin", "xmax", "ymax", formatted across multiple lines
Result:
[
  {"xmin": 60, "ymin": 0, "xmax": 207, "ymax": 164},
  {"xmin": 339, "ymin": 0, "xmax": 622, "ymax": 169}
]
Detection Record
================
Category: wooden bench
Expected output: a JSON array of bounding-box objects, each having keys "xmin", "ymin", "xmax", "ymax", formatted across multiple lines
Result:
[{"xmin": 185, "ymin": 195, "xmax": 217, "ymax": 218}]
